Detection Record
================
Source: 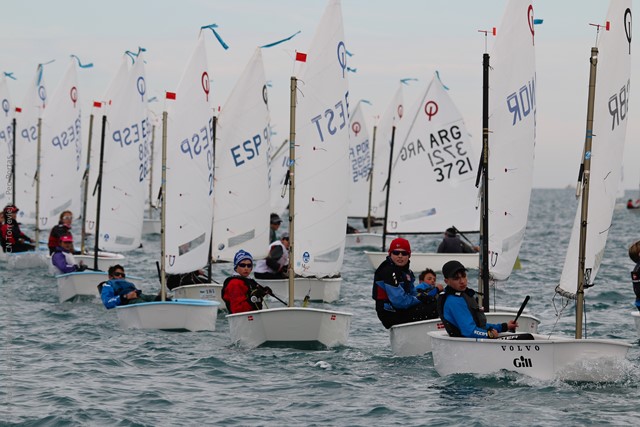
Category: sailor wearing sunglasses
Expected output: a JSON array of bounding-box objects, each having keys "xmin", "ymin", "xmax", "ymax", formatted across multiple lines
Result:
[{"xmin": 372, "ymin": 238, "xmax": 439, "ymax": 329}]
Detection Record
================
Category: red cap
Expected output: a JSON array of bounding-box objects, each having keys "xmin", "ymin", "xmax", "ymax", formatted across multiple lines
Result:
[
  {"xmin": 60, "ymin": 235, "xmax": 74, "ymax": 243},
  {"xmin": 388, "ymin": 237, "xmax": 411, "ymax": 256},
  {"xmin": 3, "ymin": 204, "xmax": 19, "ymax": 214}
]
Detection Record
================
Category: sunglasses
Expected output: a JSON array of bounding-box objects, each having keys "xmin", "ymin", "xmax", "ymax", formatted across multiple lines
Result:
[
  {"xmin": 113, "ymin": 272, "xmax": 126, "ymax": 278},
  {"xmin": 237, "ymin": 262, "xmax": 253, "ymax": 268},
  {"xmin": 391, "ymin": 250, "xmax": 408, "ymax": 256},
  {"xmin": 62, "ymin": 216, "xmax": 73, "ymax": 220},
  {"xmin": 451, "ymin": 272, "xmax": 467, "ymax": 280}
]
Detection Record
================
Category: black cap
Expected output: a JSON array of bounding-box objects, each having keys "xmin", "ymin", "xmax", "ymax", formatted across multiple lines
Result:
[
  {"xmin": 270, "ymin": 213, "xmax": 282, "ymax": 224},
  {"xmin": 445, "ymin": 227, "xmax": 457, "ymax": 237},
  {"xmin": 442, "ymin": 260, "xmax": 467, "ymax": 279}
]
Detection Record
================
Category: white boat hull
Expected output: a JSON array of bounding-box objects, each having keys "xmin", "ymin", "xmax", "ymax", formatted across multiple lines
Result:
[
  {"xmin": 172, "ymin": 283, "xmax": 222, "ymax": 305},
  {"xmin": 142, "ymin": 218, "xmax": 161, "ymax": 235},
  {"xmin": 116, "ymin": 299, "xmax": 220, "ymax": 331},
  {"xmin": 56, "ymin": 272, "xmax": 141, "ymax": 303},
  {"xmin": 390, "ymin": 311, "xmax": 540, "ymax": 356},
  {"xmin": 257, "ymin": 277, "xmax": 342, "ymax": 303},
  {"xmin": 345, "ymin": 233, "xmax": 383, "ymax": 249},
  {"xmin": 364, "ymin": 251, "xmax": 479, "ymax": 272},
  {"xmin": 226, "ymin": 307, "xmax": 352, "ymax": 349},
  {"xmin": 66, "ymin": 251, "xmax": 126, "ymax": 272},
  {"xmin": 429, "ymin": 330, "xmax": 631, "ymax": 381},
  {"xmin": 632, "ymin": 311, "xmax": 640, "ymax": 337}
]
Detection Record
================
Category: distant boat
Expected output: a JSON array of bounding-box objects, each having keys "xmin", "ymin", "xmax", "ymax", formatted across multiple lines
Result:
[{"xmin": 364, "ymin": 71, "xmax": 480, "ymax": 273}]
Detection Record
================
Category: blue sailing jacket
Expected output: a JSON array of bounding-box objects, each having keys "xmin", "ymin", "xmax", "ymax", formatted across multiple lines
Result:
[{"xmin": 100, "ymin": 279, "xmax": 137, "ymax": 309}]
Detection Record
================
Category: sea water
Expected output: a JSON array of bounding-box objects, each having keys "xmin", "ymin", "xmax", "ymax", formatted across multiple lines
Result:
[{"xmin": 1, "ymin": 188, "xmax": 639, "ymax": 426}]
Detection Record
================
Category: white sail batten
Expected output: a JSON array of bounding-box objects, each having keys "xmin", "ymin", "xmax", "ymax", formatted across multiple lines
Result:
[
  {"xmin": 488, "ymin": 1, "xmax": 537, "ymax": 280},
  {"xmin": 558, "ymin": 1, "xmax": 632, "ymax": 295},
  {"xmin": 39, "ymin": 60, "xmax": 83, "ymax": 229},
  {"xmin": 97, "ymin": 54, "xmax": 149, "ymax": 252},
  {"xmin": 293, "ymin": 0, "xmax": 349, "ymax": 277},
  {"xmin": 15, "ymin": 67, "xmax": 47, "ymax": 225},
  {"xmin": 213, "ymin": 48, "xmax": 270, "ymax": 261},
  {"xmin": 0, "ymin": 77, "xmax": 13, "ymax": 208},
  {"xmin": 164, "ymin": 33, "xmax": 214, "ymax": 274},
  {"xmin": 387, "ymin": 73, "xmax": 478, "ymax": 234},
  {"xmin": 347, "ymin": 101, "xmax": 372, "ymax": 218},
  {"xmin": 369, "ymin": 84, "xmax": 403, "ymax": 218}
]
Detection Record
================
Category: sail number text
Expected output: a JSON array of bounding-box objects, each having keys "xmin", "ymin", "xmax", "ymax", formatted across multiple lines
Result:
[
  {"xmin": 350, "ymin": 139, "xmax": 371, "ymax": 183},
  {"xmin": 399, "ymin": 124, "xmax": 473, "ymax": 182},
  {"xmin": 609, "ymin": 79, "xmax": 630, "ymax": 131},
  {"xmin": 310, "ymin": 92, "xmax": 350, "ymax": 142},
  {"xmin": 230, "ymin": 126, "xmax": 269, "ymax": 167},
  {"xmin": 179, "ymin": 117, "xmax": 215, "ymax": 195},
  {"xmin": 50, "ymin": 113, "xmax": 82, "ymax": 171}
]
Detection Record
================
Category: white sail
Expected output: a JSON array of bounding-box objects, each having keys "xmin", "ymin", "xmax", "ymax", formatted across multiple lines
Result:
[
  {"xmin": 387, "ymin": 72, "xmax": 478, "ymax": 234},
  {"xmin": 488, "ymin": 1, "xmax": 537, "ymax": 280},
  {"xmin": 347, "ymin": 101, "xmax": 372, "ymax": 218},
  {"xmin": 369, "ymin": 84, "xmax": 403, "ymax": 218},
  {"xmin": 558, "ymin": 0, "xmax": 632, "ymax": 294},
  {"xmin": 164, "ymin": 33, "xmax": 214, "ymax": 274},
  {"xmin": 97, "ymin": 54, "xmax": 149, "ymax": 252},
  {"xmin": 39, "ymin": 59, "xmax": 83, "ymax": 230},
  {"xmin": 293, "ymin": 0, "xmax": 349, "ymax": 277},
  {"xmin": 85, "ymin": 58, "xmax": 130, "ymax": 231},
  {"xmin": 15, "ymin": 66, "xmax": 47, "ymax": 224},
  {"xmin": 0, "ymin": 76, "xmax": 14, "ymax": 208},
  {"xmin": 213, "ymin": 48, "xmax": 270, "ymax": 261},
  {"xmin": 269, "ymin": 138, "xmax": 289, "ymax": 216}
]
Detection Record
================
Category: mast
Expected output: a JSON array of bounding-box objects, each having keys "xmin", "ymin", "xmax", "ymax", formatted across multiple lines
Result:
[
  {"xmin": 287, "ymin": 77, "xmax": 297, "ymax": 308},
  {"xmin": 93, "ymin": 115, "xmax": 107, "ymax": 271},
  {"xmin": 160, "ymin": 111, "xmax": 168, "ymax": 301},
  {"xmin": 11, "ymin": 118, "xmax": 16, "ymax": 204},
  {"xmin": 381, "ymin": 126, "xmax": 396, "ymax": 251},
  {"xmin": 479, "ymin": 52, "xmax": 490, "ymax": 311},
  {"xmin": 207, "ymin": 116, "xmax": 217, "ymax": 282},
  {"xmin": 366, "ymin": 125, "xmax": 377, "ymax": 233},
  {"xmin": 81, "ymin": 111, "xmax": 95, "ymax": 254},
  {"xmin": 34, "ymin": 118, "xmax": 42, "ymax": 247},
  {"xmin": 575, "ymin": 47, "xmax": 598, "ymax": 339}
]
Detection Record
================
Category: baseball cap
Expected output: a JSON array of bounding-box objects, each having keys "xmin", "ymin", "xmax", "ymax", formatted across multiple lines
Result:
[
  {"xmin": 442, "ymin": 260, "xmax": 468, "ymax": 279},
  {"xmin": 270, "ymin": 213, "xmax": 282, "ymax": 224}
]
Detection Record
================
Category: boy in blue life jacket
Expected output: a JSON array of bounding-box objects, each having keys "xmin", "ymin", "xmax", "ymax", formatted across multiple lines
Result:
[
  {"xmin": 98, "ymin": 264, "xmax": 160, "ymax": 309},
  {"xmin": 415, "ymin": 268, "xmax": 443, "ymax": 299}
]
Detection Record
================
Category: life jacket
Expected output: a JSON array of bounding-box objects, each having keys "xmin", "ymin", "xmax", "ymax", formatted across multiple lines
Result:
[
  {"xmin": 48, "ymin": 223, "xmax": 71, "ymax": 250},
  {"xmin": 437, "ymin": 286, "xmax": 487, "ymax": 337},
  {"xmin": 371, "ymin": 257, "xmax": 414, "ymax": 304},
  {"xmin": 632, "ymin": 263, "xmax": 640, "ymax": 285},
  {"xmin": 221, "ymin": 276, "xmax": 263, "ymax": 313}
]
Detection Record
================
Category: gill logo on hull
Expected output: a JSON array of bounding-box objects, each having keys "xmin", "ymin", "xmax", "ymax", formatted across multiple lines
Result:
[{"xmin": 513, "ymin": 356, "xmax": 533, "ymax": 368}]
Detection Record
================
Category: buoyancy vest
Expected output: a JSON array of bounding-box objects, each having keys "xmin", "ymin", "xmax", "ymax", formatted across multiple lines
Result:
[
  {"xmin": 437, "ymin": 286, "xmax": 487, "ymax": 337},
  {"xmin": 221, "ymin": 276, "xmax": 263, "ymax": 313},
  {"xmin": 371, "ymin": 257, "xmax": 414, "ymax": 305},
  {"xmin": 632, "ymin": 263, "xmax": 640, "ymax": 286}
]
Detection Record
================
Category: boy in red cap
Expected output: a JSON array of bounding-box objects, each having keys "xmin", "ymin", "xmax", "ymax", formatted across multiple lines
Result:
[{"xmin": 372, "ymin": 237, "xmax": 439, "ymax": 329}]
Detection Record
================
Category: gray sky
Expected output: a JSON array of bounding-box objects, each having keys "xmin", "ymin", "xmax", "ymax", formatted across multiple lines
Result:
[{"xmin": 1, "ymin": 0, "xmax": 637, "ymax": 190}]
